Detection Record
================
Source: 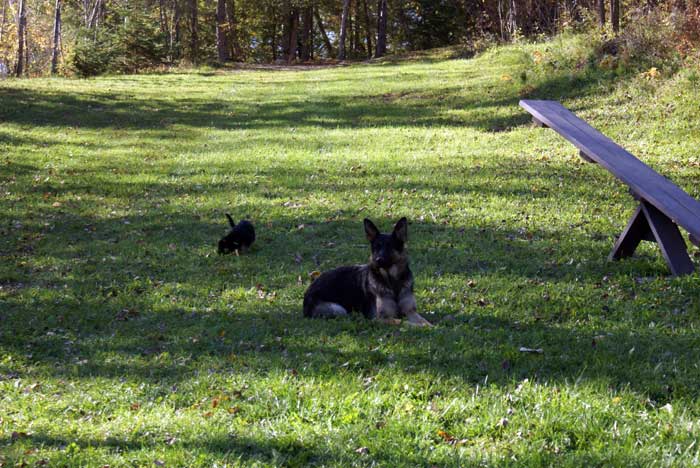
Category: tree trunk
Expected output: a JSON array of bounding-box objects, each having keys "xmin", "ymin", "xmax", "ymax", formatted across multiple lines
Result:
[
  {"xmin": 15, "ymin": 0, "xmax": 25, "ymax": 77},
  {"xmin": 363, "ymin": 0, "xmax": 372, "ymax": 59},
  {"xmin": 507, "ymin": 0, "xmax": 517, "ymax": 39},
  {"xmin": 300, "ymin": 6, "xmax": 313, "ymax": 61},
  {"xmin": 189, "ymin": 0, "xmax": 198, "ymax": 63},
  {"xmin": 0, "ymin": 0, "xmax": 7, "ymax": 45},
  {"xmin": 314, "ymin": 8, "xmax": 333, "ymax": 56},
  {"xmin": 227, "ymin": 0, "xmax": 239, "ymax": 59},
  {"xmin": 87, "ymin": 0, "xmax": 102, "ymax": 29},
  {"xmin": 353, "ymin": 0, "xmax": 362, "ymax": 54},
  {"xmin": 283, "ymin": 7, "xmax": 298, "ymax": 63},
  {"xmin": 269, "ymin": 2, "xmax": 279, "ymax": 62},
  {"xmin": 497, "ymin": 0, "xmax": 505, "ymax": 40},
  {"xmin": 375, "ymin": 0, "xmax": 387, "ymax": 58},
  {"xmin": 597, "ymin": 0, "xmax": 606, "ymax": 27},
  {"xmin": 172, "ymin": 0, "xmax": 181, "ymax": 59},
  {"xmin": 50, "ymin": 0, "xmax": 62, "ymax": 74},
  {"xmin": 216, "ymin": 0, "xmax": 229, "ymax": 62},
  {"xmin": 610, "ymin": 0, "xmax": 620, "ymax": 33},
  {"xmin": 338, "ymin": 0, "xmax": 351, "ymax": 60},
  {"xmin": 271, "ymin": 13, "xmax": 277, "ymax": 61},
  {"xmin": 158, "ymin": 0, "xmax": 168, "ymax": 34}
]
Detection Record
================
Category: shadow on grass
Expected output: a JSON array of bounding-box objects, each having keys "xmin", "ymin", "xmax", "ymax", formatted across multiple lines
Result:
[
  {"xmin": 2, "ymin": 110, "xmax": 697, "ymax": 403},
  {"xmin": 0, "ymin": 68, "xmax": 606, "ymax": 134},
  {"xmin": 0, "ymin": 416, "xmax": 662, "ymax": 466},
  {"xmin": 1, "ymin": 202, "xmax": 695, "ymax": 403}
]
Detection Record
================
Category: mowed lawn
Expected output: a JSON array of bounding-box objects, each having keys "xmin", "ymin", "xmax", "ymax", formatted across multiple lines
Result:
[{"xmin": 2, "ymin": 38, "xmax": 700, "ymax": 466}]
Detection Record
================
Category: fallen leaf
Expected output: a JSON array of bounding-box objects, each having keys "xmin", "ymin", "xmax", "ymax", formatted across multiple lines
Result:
[
  {"xmin": 130, "ymin": 403, "xmax": 141, "ymax": 411},
  {"xmin": 438, "ymin": 429, "xmax": 455, "ymax": 443},
  {"xmin": 227, "ymin": 406, "xmax": 241, "ymax": 414}
]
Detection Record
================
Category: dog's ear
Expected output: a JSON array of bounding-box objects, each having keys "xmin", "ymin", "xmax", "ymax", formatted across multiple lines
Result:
[
  {"xmin": 226, "ymin": 213, "xmax": 236, "ymax": 228},
  {"xmin": 364, "ymin": 218, "xmax": 379, "ymax": 242},
  {"xmin": 392, "ymin": 217, "xmax": 408, "ymax": 243}
]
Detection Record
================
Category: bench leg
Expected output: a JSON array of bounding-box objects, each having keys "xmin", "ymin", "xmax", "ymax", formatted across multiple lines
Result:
[
  {"xmin": 532, "ymin": 117, "xmax": 548, "ymax": 128},
  {"xmin": 609, "ymin": 201, "xmax": 695, "ymax": 276},
  {"xmin": 579, "ymin": 150, "xmax": 596, "ymax": 163}
]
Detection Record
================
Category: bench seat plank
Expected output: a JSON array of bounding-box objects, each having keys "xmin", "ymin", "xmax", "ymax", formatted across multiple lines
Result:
[{"xmin": 519, "ymin": 100, "xmax": 700, "ymax": 242}]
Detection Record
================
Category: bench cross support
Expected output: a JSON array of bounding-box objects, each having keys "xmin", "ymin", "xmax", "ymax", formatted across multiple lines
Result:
[{"xmin": 609, "ymin": 200, "xmax": 695, "ymax": 276}]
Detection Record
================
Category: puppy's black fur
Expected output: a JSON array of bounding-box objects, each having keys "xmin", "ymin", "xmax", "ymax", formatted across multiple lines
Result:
[
  {"xmin": 303, "ymin": 217, "xmax": 431, "ymax": 326},
  {"xmin": 217, "ymin": 214, "xmax": 255, "ymax": 254}
]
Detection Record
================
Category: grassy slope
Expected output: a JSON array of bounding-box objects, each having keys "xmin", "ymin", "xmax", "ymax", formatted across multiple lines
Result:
[{"xmin": 1, "ymin": 35, "xmax": 700, "ymax": 466}]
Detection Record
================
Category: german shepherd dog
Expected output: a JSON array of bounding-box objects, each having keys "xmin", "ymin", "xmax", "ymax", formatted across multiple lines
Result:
[
  {"xmin": 303, "ymin": 217, "xmax": 431, "ymax": 327},
  {"xmin": 217, "ymin": 214, "xmax": 255, "ymax": 254}
]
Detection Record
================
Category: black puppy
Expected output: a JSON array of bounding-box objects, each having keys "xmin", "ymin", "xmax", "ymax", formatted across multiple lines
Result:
[
  {"xmin": 303, "ymin": 217, "xmax": 431, "ymax": 326},
  {"xmin": 217, "ymin": 214, "xmax": 255, "ymax": 254}
]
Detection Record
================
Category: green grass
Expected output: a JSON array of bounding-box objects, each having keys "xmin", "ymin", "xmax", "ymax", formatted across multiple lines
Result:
[{"xmin": 2, "ymin": 36, "xmax": 700, "ymax": 466}]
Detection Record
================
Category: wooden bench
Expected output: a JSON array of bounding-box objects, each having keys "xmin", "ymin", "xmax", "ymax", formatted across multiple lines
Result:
[{"xmin": 520, "ymin": 99, "xmax": 700, "ymax": 276}]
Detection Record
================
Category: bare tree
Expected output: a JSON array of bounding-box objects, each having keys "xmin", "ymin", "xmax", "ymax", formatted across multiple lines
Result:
[
  {"xmin": 362, "ymin": 0, "xmax": 372, "ymax": 59},
  {"xmin": 269, "ymin": 2, "xmax": 277, "ymax": 61},
  {"xmin": 172, "ymin": 0, "xmax": 181, "ymax": 59},
  {"xmin": 507, "ymin": 0, "xmax": 517, "ymax": 38},
  {"xmin": 338, "ymin": 0, "xmax": 351, "ymax": 60},
  {"xmin": 610, "ymin": 0, "xmax": 620, "ymax": 33},
  {"xmin": 283, "ymin": 6, "xmax": 299, "ymax": 63},
  {"xmin": 314, "ymin": 8, "xmax": 333, "ymax": 56},
  {"xmin": 158, "ymin": 0, "xmax": 169, "ymax": 35},
  {"xmin": 15, "ymin": 0, "xmax": 26, "ymax": 76},
  {"xmin": 85, "ymin": 0, "xmax": 103, "ymax": 29},
  {"xmin": 50, "ymin": 0, "xmax": 62, "ymax": 74},
  {"xmin": 216, "ymin": 0, "xmax": 229, "ymax": 62},
  {"xmin": 190, "ymin": 0, "xmax": 198, "ymax": 63},
  {"xmin": 227, "ymin": 0, "xmax": 240, "ymax": 59},
  {"xmin": 353, "ymin": 0, "xmax": 361, "ymax": 54},
  {"xmin": 300, "ymin": 5, "xmax": 313, "ymax": 61},
  {"xmin": 375, "ymin": 0, "xmax": 387, "ymax": 58},
  {"xmin": 0, "ymin": 0, "xmax": 7, "ymax": 45}
]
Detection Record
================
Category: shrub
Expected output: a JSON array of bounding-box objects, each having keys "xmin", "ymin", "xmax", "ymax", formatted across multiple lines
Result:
[
  {"xmin": 70, "ymin": 9, "xmax": 167, "ymax": 77},
  {"xmin": 70, "ymin": 29, "xmax": 117, "ymax": 77},
  {"xmin": 590, "ymin": 5, "xmax": 700, "ymax": 77}
]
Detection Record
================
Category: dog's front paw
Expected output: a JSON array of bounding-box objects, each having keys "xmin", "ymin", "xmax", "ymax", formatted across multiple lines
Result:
[{"xmin": 405, "ymin": 312, "xmax": 432, "ymax": 327}]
